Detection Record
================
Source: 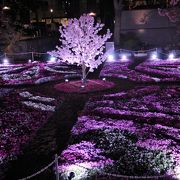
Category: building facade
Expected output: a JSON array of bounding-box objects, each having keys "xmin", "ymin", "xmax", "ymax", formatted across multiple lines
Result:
[{"xmin": 30, "ymin": 0, "xmax": 100, "ymax": 25}]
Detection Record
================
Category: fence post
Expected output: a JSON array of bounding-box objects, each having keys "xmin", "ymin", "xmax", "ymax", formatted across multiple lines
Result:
[
  {"xmin": 4, "ymin": 53, "xmax": 7, "ymax": 59},
  {"xmin": 31, "ymin": 52, "xmax": 34, "ymax": 62},
  {"xmin": 55, "ymin": 154, "xmax": 59, "ymax": 180}
]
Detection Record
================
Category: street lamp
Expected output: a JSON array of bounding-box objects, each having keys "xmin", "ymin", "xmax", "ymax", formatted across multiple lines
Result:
[{"xmin": 50, "ymin": 9, "xmax": 54, "ymax": 23}]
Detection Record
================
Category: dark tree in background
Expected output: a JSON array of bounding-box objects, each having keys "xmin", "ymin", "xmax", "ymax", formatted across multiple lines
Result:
[
  {"xmin": 62, "ymin": 0, "xmax": 80, "ymax": 18},
  {"xmin": 99, "ymin": 0, "xmax": 114, "ymax": 32},
  {"xmin": 113, "ymin": 0, "xmax": 123, "ymax": 49}
]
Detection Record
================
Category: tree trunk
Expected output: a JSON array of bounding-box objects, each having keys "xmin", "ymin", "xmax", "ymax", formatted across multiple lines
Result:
[
  {"xmin": 113, "ymin": 0, "xmax": 123, "ymax": 49},
  {"xmin": 81, "ymin": 61, "xmax": 87, "ymax": 84}
]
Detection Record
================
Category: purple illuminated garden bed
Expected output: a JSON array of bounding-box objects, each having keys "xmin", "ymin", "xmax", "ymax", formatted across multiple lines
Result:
[
  {"xmin": 100, "ymin": 60, "xmax": 180, "ymax": 83},
  {"xmin": 0, "ymin": 62, "xmax": 81, "ymax": 86},
  {"xmin": 0, "ymin": 89, "xmax": 62, "ymax": 164},
  {"xmin": 58, "ymin": 86, "xmax": 180, "ymax": 179}
]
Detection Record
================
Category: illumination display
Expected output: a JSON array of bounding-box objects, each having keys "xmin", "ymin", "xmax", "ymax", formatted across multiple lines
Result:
[
  {"xmin": 48, "ymin": 56, "xmax": 56, "ymax": 64},
  {"xmin": 151, "ymin": 53, "xmax": 158, "ymax": 60},
  {"xmin": 120, "ymin": 54, "xmax": 128, "ymax": 62},
  {"xmin": 3, "ymin": 58, "xmax": 9, "ymax": 65},
  {"xmin": 107, "ymin": 54, "xmax": 114, "ymax": 62},
  {"xmin": 168, "ymin": 53, "xmax": 175, "ymax": 60}
]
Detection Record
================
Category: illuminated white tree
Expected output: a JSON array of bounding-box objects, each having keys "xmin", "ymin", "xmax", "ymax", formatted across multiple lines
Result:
[{"xmin": 48, "ymin": 14, "xmax": 111, "ymax": 83}]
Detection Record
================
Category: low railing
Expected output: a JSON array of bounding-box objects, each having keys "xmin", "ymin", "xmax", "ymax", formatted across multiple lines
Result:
[{"xmin": 16, "ymin": 154, "xmax": 179, "ymax": 180}]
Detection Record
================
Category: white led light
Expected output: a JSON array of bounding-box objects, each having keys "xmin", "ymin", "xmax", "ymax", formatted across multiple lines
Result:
[
  {"xmin": 119, "ymin": 54, "xmax": 129, "ymax": 62},
  {"xmin": 107, "ymin": 54, "xmax": 114, "ymax": 62},
  {"xmin": 3, "ymin": 58, "xmax": 9, "ymax": 65},
  {"xmin": 151, "ymin": 53, "xmax": 158, "ymax": 60},
  {"xmin": 168, "ymin": 53, "xmax": 175, "ymax": 60},
  {"xmin": 121, "ymin": 54, "xmax": 127, "ymax": 61},
  {"xmin": 48, "ymin": 56, "xmax": 56, "ymax": 64}
]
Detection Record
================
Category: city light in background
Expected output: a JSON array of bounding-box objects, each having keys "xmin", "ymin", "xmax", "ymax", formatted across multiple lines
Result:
[
  {"xmin": 89, "ymin": 12, "xmax": 96, "ymax": 16},
  {"xmin": 3, "ymin": 6, "xmax": 10, "ymax": 10}
]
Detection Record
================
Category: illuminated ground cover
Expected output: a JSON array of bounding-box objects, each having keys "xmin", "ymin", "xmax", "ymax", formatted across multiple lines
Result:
[
  {"xmin": 100, "ymin": 59, "xmax": 180, "ymax": 83},
  {"xmin": 58, "ymin": 86, "xmax": 180, "ymax": 179},
  {"xmin": 0, "ymin": 62, "xmax": 81, "ymax": 86},
  {"xmin": 0, "ymin": 88, "xmax": 62, "ymax": 164}
]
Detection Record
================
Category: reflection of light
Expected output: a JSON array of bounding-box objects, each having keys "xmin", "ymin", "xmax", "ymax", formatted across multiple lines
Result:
[
  {"xmin": 89, "ymin": 12, "xmax": 96, "ymax": 16},
  {"xmin": 48, "ymin": 56, "xmax": 56, "ymax": 64},
  {"xmin": 65, "ymin": 79, "xmax": 69, "ymax": 82},
  {"xmin": 102, "ymin": 78, "xmax": 106, "ymax": 81},
  {"xmin": 168, "ymin": 53, "xmax": 175, "ymax": 60},
  {"xmin": 28, "ymin": 59, "xmax": 32, "ymax": 63},
  {"xmin": 3, "ymin": 6, "xmax": 10, "ymax": 10},
  {"xmin": 50, "ymin": 9, "xmax": 53, "ymax": 13},
  {"xmin": 3, "ymin": 58, "xmax": 9, "ymax": 65},
  {"xmin": 81, "ymin": 85, "xmax": 85, "ymax": 88},
  {"xmin": 107, "ymin": 54, "xmax": 114, "ymax": 62}
]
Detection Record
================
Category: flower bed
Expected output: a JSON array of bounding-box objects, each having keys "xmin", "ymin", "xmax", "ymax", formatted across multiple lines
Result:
[
  {"xmin": 58, "ymin": 86, "xmax": 180, "ymax": 179},
  {"xmin": 0, "ymin": 62, "xmax": 81, "ymax": 86},
  {"xmin": 0, "ymin": 89, "xmax": 62, "ymax": 164},
  {"xmin": 100, "ymin": 60, "xmax": 180, "ymax": 83},
  {"xmin": 135, "ymin": 60, "xmax": 180, "ymax": 82}
]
